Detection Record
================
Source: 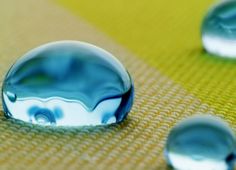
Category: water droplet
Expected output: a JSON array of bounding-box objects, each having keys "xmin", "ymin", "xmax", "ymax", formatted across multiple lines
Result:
[
  {"xmin": 165, "ymin": 115, "xmax": 236, "ymax": 170},
  {"xmin": 202, "ymin": 1, "xmax": 236, "ymax": 58},
  {"xmin": 1, "ymin": 41, "xmax": 134, "ymax": 126}
]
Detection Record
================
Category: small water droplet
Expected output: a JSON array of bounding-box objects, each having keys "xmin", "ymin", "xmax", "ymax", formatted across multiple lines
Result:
[
  {"xmin": 202, "ymin": 1, "xmax": 236, "ymax": 58},
  {"xmin": 165, "ymin": 115, "xmax": 236, "ymax": 170},
  {"xmin": 1, "ymin": 41, "xmax": 134, "ymax": 126}
]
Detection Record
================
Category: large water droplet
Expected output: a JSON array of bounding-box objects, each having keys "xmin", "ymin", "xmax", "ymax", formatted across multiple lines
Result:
[
  {"xmin": 165, "ymin": 115, "xmax": 236, "ymax": 170},
  {"xmin": 1, "ymin": 41, "xmax": 134, "ymax": 126},
  {"xmin": 202, "ymin": 1, "xmax": 236, "ymax": 58}
]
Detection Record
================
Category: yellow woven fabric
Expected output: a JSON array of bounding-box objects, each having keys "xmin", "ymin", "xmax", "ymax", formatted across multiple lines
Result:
[{"xmin": 0, "ymin": 0, "xmax": 235, "ymax": 170}]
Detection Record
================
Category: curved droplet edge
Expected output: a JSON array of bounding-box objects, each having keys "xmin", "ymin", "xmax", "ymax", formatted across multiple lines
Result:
[
  {"xmin": 1, "ymin": 86, "xmax": 134, "ymax": 127},
  {"xmin": 1, "ymin": 46, "xmax": 134, "ymax": 127},
  {"xmin": 5, "ymin": 40, "xmax": 132, "ymax": 91},
  {"xmin": 114, "ymin": 84, "xmax": 134, "ymax": 123},
  {"xmin": 3, "ymin": 41, "xmax": 134, "ymax": 112},
  {"xmin": 200, "ymin": 1, "xmax": 236, "ymax": 59}
]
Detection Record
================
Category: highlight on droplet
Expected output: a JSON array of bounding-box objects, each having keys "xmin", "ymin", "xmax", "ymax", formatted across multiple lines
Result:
[{"xmin": 2, "ymin": 41, "xmax": 134, "ymax": 126}]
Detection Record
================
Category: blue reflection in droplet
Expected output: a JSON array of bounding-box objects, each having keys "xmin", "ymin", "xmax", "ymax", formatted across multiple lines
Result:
[
  {"xmin": 2, "ymin": 41, "xmax": 134, "ymax": 126},
  {"xmin": 202, "ymin": 1, "xmax": 236, "ymax": 58},
  {"xmin": 165, "ymin": 115, "xmax": 236, "ymax": 170}
]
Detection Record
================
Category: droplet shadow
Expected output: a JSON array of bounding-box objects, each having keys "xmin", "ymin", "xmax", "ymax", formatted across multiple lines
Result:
[
  {"xmin": 0, "ymin": 110, "xmax": 132, "ymax": 138},
  {"xmin": 155, "ymin": 163, "xmax": 172, "ymax": 170},
  {"xmin": 191, "ymin": 47, "xmax": 236, "ymax": 64}
]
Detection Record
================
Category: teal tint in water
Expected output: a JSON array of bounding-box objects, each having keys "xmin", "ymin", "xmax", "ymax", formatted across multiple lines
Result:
[
  {"xmin": 165, "ymin": 115, "xmax": 236, "ymax": 170},
  {"xmin": 2, "ymin": 41, "xmax": 134, "ymax": 126},
  {"xmin": 202, "ymin": 1, "xmax": 236, "ymax": 58}
]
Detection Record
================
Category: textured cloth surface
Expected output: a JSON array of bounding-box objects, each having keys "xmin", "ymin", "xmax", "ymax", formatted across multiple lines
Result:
[{"xmin": 0, "ymin": 0, "xmax": 235, "ymax": 170}]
